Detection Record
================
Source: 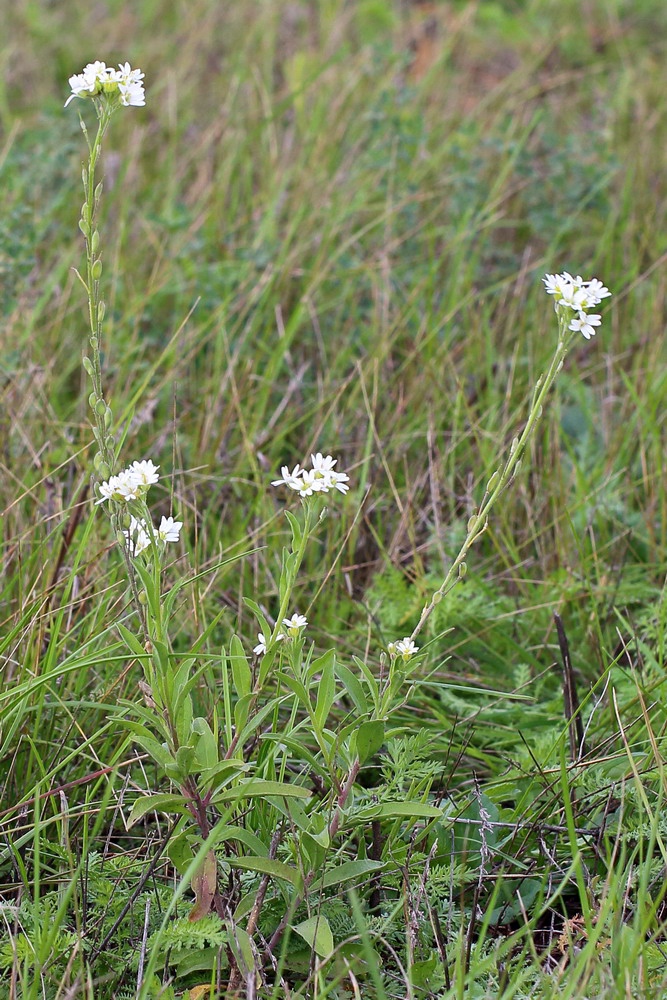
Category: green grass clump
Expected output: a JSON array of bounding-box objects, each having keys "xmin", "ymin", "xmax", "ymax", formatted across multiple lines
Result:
[{"xmin": 3, "ymin": 1, "xmax": 667, "ymax": 997}]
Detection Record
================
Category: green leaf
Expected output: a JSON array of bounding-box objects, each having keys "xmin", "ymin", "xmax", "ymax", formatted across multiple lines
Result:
[
  {"xmin": 314, "ymin": 859, "xmax": 385, "ymax": 891},
  {"xmin": 244, "ymin": 598, "xmax": 271, "ymax": 645},
  {"xmin": 227, "ymin": 856, "xmax": 302, "ymax": 887},
  {"xmin": 229, "ymin": 635, "xmax": 251, "ymax": 699},
  {"xmin": 191, "ymin": 716, "xmax": 218, "ymax": 770},
  {"xmin": 133, "ymin": 732, "xmax": 173, "ymax": 768},
  {"xmin": 357, "ymin": 802, "xmax": 443, "ymax": 821},
  {"xmin": 355, "ymin": 719, "xmax": 385, "ymax": 764},
  {"xmin": 292, "ymin": 915, "xmax": 334, "ymax": 958},
  {"xmin": 314, "ymin": 650, "xmax": 336, "ymax": 729},
  {"xmin": 117, "ymin": 622, "xmax": 148, "ymax": 660},
  {"xmin": 284, "ymin": 509, "xmax": 302, "ymax": 549},
  {"xmin": 198, "ymin": 758, "xmax": 249, "ymax": 793},
  {"xmin": 127, "ymin": 793, "xmax": 191, "ymax": 827},
  {"xmin": 212, "ymin": 779, "xmax": 311, "ymax": 803},
  {"xmin": 335, "ymin": 662, "xmax": 368, "ymax": 715}
]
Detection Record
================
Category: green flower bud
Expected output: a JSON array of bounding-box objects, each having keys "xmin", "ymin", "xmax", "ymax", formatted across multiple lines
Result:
[{"xmin": 486, "ymin": 470, "xmax": 500, "ymax": 492}]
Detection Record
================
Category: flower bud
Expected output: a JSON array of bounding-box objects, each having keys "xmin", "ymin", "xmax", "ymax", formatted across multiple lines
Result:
[{"xmin": 486, "ymin": 470, "xmax": 500, "ymax": 492}]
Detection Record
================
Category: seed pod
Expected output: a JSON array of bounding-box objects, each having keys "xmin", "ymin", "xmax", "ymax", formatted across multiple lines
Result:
[
  {"xmin": 78, "ymin": 218, "xmax": 90, "ymax": 237},
  {"xmin": 82, "ymin": 356, "xmax": 94, "ymax": 376},
  {"xmin": 104, "ymin": 406, "xmax": 113, "ymax": 430},
  {"xmin": 92, "ymin": 259, "xmax": 102, "ymax": 281},
  {"xmin": 95, "ymin": 398, "xmax": 107, "ymax": 416},
  {"xmin": 91, "ymin": 230, "xmax": 100, "ymax": 254},
  {"xmin": 88, "ymin": 391, "xmax": 98, "ymax": 409},
  {"xmin": 97, "ymin": 300, "xmax": 106, "ymax": 322},
  {"xmin": 433, "ymin": 591, "xmax": 443, "ymax": 605},
  {"xmin": 467, "ymin": 514, "xmax": 477, "ymax": 533},
  {"xmin": 458, "ymin": 561, "xmax": 467, "ymax": 578}
]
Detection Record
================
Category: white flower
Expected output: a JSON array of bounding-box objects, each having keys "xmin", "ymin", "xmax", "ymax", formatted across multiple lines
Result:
[
  {"xmin": 387, "ymin": 638, "xmax": 419, "ymax": 661},
  {"xmin": 118, "ymin": 79, "xmax": 146, "ymax": 107},
  {"xmin": 543, "ymin": 272, "xmax": 611, "ymax": 337},
  {"xmin": 158, "ymin": 516, "xmax": 182, "ymax": 543},
  {"xmin": 585, "ymin": 278, "xmax": 611, "ymax": 304},
  {"xmin": 568, "ymin": 311, "xmax": 602, "ymax": 340},
  {"xmin": 311, "ymin": 453, "xmax": 338, "ymax": 474},
  {"xmin": 253, "ymin": 634, "xmax": 268, "ymax": 656},
  {"xmin": 123, "ymin": 516, "xmax": 151, "ymax": 556},
  {"xmin": 271, "ymin": 465, "xmax": 304, "ymax": 489},
  {"xmin": 326, "ymin": 469, "xmax": 350, "ymax": 494},
  {"xmin": 65, "ymin": 60, "xmax": 145, "ymax": 108},
  {"xmin": 253, "ymin": 631, "xmax": 285, "ymax": 656},
  {"xmin": 292, "ymin": 469, "xmax": 323, "ymax": 496},
  {"xmin": 282, "ymin": 613, "xmax": 308, "ymax": 637},
  {"xmin": 129, "ymin": 460, "xmax": 160, "ymax": 487},
  {"xmin": 95, "ymin": 459, "xmax": 159, "ymax": 504},
  {"xmin": 271, "ymin": 454, "xmax": 350, "ymax": 496},
  {"xmin": 96, "ymin": 469, "xmax": 141, "ymax": 505}
]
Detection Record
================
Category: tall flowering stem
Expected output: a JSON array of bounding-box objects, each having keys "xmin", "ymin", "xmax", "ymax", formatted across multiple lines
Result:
[
  {"xmin": 68, "ymin": 61, "xmax": 148, "ymax": 630},
  {"xmin": 410, "ymin": 273, "xmax": 611, "ymax": 643},
  {"xmin": 79, "ymin": 103, "xmax": 116, "ymax": 482}
]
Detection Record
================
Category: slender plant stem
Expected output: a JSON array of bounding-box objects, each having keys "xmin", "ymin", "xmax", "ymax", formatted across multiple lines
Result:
[{"xmin": 410, "ymin": 319, "xmax": 571, "ymax": 643}]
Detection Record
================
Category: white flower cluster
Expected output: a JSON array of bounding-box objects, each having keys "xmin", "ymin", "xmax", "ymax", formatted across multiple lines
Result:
[
  {"xmin": 96, "ymin": 460, "xmax": 160, "ymax": 505},
  {"xmin": 253, "ymin": 613, "xmax": 308, "ymax": 655},
  {"xmin": 543, "ymin": 272, "xmax": 611, "ymax": 340},
  {"xmin": 271, "ymin": 453, "xmax": 350, "ymax": 496},
  {"xmin": 123, "ymin": 514, "xmax": 182, "ymax": 556},
  {"xmin": 387, "ymin": 638, "xmax": 419, "ymax": 662},
  {"xmin": 65, "ymin": 61, "xmax": 145, "ymax": 108}
]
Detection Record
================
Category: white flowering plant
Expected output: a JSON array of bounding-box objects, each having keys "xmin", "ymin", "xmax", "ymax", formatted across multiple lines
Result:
[{"xmin": 65, "ymin": 57, "xmax": 614, "ymax": 993}]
